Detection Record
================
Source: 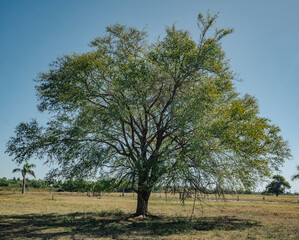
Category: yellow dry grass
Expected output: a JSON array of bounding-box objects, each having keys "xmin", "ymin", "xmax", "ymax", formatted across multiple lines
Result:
[{"xmin": 0, "ymin": 192, "xmax": 298, "ymax": 239}]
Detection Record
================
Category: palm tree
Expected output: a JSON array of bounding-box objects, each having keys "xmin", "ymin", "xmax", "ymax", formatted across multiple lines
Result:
[
  {"xmin": 12, "ymin": 162, "xmax": 36, "ymax": 194},
  {"xmin": 292, "ymin": 165, "xmax": 299, "ymax": 181}
]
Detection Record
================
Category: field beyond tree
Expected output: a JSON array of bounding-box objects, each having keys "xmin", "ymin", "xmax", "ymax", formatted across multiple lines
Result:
[{"xmin": 0, "ymin": 192, "xmax": 298, "ymax": 240}]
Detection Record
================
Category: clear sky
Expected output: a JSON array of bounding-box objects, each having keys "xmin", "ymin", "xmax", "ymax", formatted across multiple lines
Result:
[{"xmin": 0, "ymin": 0, "xmax": 298, "ymax": 192}]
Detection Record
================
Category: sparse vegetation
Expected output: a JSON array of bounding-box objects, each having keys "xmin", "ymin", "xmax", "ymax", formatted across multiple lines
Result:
[{"xmin": 0, "ymin": 193, "xmax": 298, "ymax": 239}]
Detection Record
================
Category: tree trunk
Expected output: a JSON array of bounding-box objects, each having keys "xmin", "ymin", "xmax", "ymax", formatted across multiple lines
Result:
[
  {"xmin": 22, "ymin": 178, "xmax": 25, "ymax": 194},
  {"xmin": 135, "ymin": 191, "xmax": 151, "ymax": 216}
]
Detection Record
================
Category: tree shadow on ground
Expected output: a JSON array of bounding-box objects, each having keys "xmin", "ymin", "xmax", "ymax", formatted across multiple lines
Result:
[{"xmin": 0, "ymin": 210, "xmax": 260, "ymax": 239}]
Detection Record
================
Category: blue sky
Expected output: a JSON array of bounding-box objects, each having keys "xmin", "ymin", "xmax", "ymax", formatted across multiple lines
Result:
[{"xmin": 0, "ymin": 0, "xmax": 298, "ymax": 192}]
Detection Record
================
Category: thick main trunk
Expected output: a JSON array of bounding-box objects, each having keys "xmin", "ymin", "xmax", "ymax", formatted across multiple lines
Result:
[
  {"xmin": 22, "ymin": 178, "xmax": 25, "ymax": 194},
  {"xmin": 136, "ymin": 191, "xmax": 151, "ymax": 216}
]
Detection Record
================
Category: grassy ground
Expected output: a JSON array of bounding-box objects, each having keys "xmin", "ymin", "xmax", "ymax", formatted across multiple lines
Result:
[{"xmin": 0, "ymin": 193, "xmax": 298, "ymax": 239}]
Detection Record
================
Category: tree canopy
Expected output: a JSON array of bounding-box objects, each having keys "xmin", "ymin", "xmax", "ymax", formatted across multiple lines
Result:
[
  {"xmin": 265, "ymin": 175, "xmax": 291, "ymax": 196},
  {"xmin": 6, "ymin": 13, "xmax": 291, "ymax": 215}
]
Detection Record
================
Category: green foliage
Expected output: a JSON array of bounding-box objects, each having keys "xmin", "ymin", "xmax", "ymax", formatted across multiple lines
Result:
[
  {"xmin": 264, "ymin": 175, "xmax": 291, "ymax": 196},
  {"xmin": 60, "ymin": 179, "xmax": 94, "ymax": 192},
  {"xmin": 0, "ymin": 177, "xmax": 52, "ymax": 190},
  {"xmin": 26, "ymin": 179, "xmax": 47, "ymax": 189},
  {"xmin": 0, "ymin": 177, "xmax": 121, "ymax": 193},
  {"xmin": 12, "ymin": 162, "xmax": 36, "ymax": 194},
  {"xmin": 6, "ymin": 13, "xmax": 291, "ymax": 213},
  {"xmin": 291, "ymin": 165, "xmax": 299, "ymax": 181},
  {"xmin": 12, "ymin": 162, "xmax": 36, "ymax": 179},
  {"xmin": 94, "ymin": 179, "xmax": 117, "ymax": 193},
  {"xmin": 0, "ymin": 178, "xmax": 9, "ymax": 187}
]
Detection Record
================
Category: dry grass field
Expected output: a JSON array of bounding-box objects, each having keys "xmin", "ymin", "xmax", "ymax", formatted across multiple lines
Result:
[{"xmin": 0, "ymin": 192, "xmax": 298, "ymax": 240}]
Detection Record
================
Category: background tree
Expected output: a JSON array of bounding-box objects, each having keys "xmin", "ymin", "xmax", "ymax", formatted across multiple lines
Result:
[
  {"xmin": 6, "ymin": 13, "xmax": 291, "ymax": 216},
  {"xmin": 265, "ymin": 175, "xmax": 291, "ymax": 196},
  {"xmin": 12, "ymin": 162, "xmax": 36, "ymax": 194},
  {"xmin": 0, "ymin": 178, "xmax": 9, "ymax": 187},
  {"xmin": 291, "ymin": 165, "xmax": 299, "ymax": 181}
]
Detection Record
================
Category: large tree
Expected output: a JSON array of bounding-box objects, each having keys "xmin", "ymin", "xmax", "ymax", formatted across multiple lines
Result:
[
  {"xmin": 6, "ymin": 13, "xmax": 290, "ymax": 216},
  {"xmin": 265, "ymin": 175, "xmax": 291, "ymax": 196},
  {"xmin": 12, "ymin": 162, "xmax": 36, "ymax": 194}
]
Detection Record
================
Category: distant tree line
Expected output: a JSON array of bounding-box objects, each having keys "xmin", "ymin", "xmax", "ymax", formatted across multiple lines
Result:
[
  {"xmin": 1, "ymin": 177, "xmax": 297, "ymax": 196},
  {"xmin": 0, "ymin": 177, "xmax": 133, "ymax": 193},
  {"xmin": 0, "ymin": 177, "xmax": 48, "ymax": 189}
]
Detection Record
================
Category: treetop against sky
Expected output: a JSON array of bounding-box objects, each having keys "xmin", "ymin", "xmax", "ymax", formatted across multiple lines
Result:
[{"xmin": 0, "ymin": 0, "xmax": 298, "ymax": 193}]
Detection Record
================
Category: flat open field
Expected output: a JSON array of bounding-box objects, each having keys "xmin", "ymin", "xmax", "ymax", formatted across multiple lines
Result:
[{"xmin": 0, "ymin": 192, "xmax": 298, "ymax": 239}]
